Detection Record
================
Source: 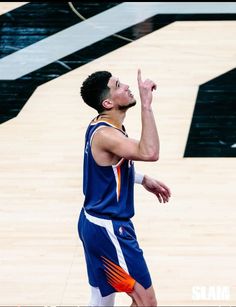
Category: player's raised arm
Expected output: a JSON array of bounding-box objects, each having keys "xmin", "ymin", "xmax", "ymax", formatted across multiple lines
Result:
[
  {"xmin": 137, "ymin": 68, "xmax": 159, "ymax": 161},
  {"xmin": 95, "ymin": 69, "xmax": 160, "ymax": 162}
]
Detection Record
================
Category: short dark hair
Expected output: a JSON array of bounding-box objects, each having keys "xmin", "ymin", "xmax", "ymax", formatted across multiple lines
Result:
[{"xmin": 80, "ymin": 71, "xmax": 112, "ymax": 113}]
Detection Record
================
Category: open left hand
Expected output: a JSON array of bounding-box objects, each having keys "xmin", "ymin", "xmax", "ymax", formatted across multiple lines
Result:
[{"xmin": 142, "ymin": 175, "xmax": 171, "ymax": 203}]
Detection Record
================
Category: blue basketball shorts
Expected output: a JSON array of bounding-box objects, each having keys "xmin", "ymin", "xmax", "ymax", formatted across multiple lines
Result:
[{"xmin": 78, "ymin": 208, "xmax": 152, "ymax": 297}]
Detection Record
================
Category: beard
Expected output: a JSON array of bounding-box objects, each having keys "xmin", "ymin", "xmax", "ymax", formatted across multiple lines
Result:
[{"xmin": 118, "ymin": 100, "xmax": 136, "ymax": 111}]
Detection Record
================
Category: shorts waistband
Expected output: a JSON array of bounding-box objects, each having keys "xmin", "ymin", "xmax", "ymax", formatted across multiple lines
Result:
[
  {"xmin": 83, "ymin": 208, "xmax": 130, "ymax": 222},
  {"xmin": 83, "ymin": 209, "xmax": 114, "ymax": 228}
]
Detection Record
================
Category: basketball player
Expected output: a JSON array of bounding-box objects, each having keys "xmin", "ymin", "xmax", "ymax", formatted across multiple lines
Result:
[{"xmin": 78, "ymin": 69, "xmax": 171, "ymax": 306}]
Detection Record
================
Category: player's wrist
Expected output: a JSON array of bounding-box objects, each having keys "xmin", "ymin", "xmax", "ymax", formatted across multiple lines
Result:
[
  {"xmin": 134, "ymin": 172, "xmax": 144, "ymax": 184},
  {"xmin": 141, "ymin": 103, "xmax": 152, "ymax": 111}
]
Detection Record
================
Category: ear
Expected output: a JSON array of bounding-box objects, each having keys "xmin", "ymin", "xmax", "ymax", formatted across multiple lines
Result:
[{"xmin": 102, "ymin": 99, "xmax": 113, "ymax": 110}]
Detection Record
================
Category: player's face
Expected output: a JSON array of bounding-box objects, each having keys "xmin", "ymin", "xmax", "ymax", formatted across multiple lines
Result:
[{"xmin": 107, "ymin": 76, "xmax": 136, "ymax": 110}]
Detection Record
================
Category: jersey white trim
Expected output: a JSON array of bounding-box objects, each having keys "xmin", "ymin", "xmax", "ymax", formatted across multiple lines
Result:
[
  {"xmin": 112, "ymin": 157, "xmax": 125, "ymax": 168},
  {"xmin": 89, "ymin": 123, "xmax": 126, "ymax": 168},
  {"xmin": 90, "ymin": 125, "xmax": 107, "ymax": 147},
  {"xmin": 84, "ymin": 209, "xmax": 129, "ymax": 273}
]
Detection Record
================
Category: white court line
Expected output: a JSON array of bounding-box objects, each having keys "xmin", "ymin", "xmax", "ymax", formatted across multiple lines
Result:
[
  {"xmin": 0, "ymin": 2, "xmax": 28, "ymax": 16},
  {"xmin": 0, "ymin": 2, "xmax": 236, "ymax": 80}
]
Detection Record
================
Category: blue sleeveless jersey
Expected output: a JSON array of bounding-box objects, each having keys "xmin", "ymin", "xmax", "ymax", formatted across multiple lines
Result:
[{"xmin": 82, "ymin": 120, "xmax": 135, "ymax": 220}]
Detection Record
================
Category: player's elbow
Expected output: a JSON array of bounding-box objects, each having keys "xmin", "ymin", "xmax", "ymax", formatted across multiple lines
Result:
[
  {"xmin": 138, "ymin": 144, "xmax": 159, "ymax": 161},
  {"xmin": 149, "ymin": 152, "xmax": 159, "ymax": 161},
  {"xmin": 147, "ymin": 147, "xmax": 159, "ymax": 161},
  {"xmin": 142, "ymin": 151, "xmax": 159, "ymax": 161}
]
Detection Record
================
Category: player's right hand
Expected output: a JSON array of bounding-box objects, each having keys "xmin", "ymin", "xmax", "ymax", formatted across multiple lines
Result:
[{"xmin": 137, "ymin": 69, "xmax": 157, "ymax": 107}]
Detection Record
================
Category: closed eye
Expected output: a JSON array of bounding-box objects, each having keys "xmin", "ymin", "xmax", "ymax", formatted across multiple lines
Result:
[{"xmin": 116, "ymin": 80, "xmax": 120, "ymax": 88}]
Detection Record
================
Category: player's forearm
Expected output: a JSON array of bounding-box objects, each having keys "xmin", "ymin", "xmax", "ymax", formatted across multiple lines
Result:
[{"xmin": 138, "ymin": 105, "xmax": 159, "ymax": 161}]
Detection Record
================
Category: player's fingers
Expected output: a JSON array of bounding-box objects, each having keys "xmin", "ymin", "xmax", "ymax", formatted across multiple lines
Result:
[
  {"xmin": 157, "ymin": 191, "xmax": 167, "ymax": 203},
  {"xmin": 161, "ymin": 194, "xmax": 167, "ymax": 203},
  {"xmin": 163, "ymin": 195, "xmax": 168, "ymax": 204},
  {"xmin": 152, "ymin": 82, "xmax": 157, "ymax": 91},
  {"xmin": 161, "ymin": 192, "xmax": 168, "ymax": 203},
  {"xmin": 162, "ymin": 189, "xmax": 170, "ymax": 199},
  {"xmin": 160, "ymin": 183, "xmax": 171, "ymax": 197},
  {"xmin": 164, "ymin": 186, "xmax": 171, "ymax": 197},
  {"xmin": 160, "ymin": 187, "xmax": 169, "ymax": 198},
  {"xmin": 164, "ymin": 195, "xmax": 169, "ymax": 203},
  {"xmin": 156, "ymin": 193, "xmax": 162, "ymax": 203}
]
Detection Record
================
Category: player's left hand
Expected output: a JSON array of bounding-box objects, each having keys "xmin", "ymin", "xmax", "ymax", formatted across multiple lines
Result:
[{"xmin": 142, "ymin": 175, "xmax": 171, "ymax": 203}]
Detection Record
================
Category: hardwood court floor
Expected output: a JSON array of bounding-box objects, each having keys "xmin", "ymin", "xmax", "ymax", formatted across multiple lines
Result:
[
  {"xmin": 0, "ymin": 3, "xmax": 236, "ymax": 306},
  {"xmin": 0, "ymin": 2, "xmax": 27, "ymax": 14}
]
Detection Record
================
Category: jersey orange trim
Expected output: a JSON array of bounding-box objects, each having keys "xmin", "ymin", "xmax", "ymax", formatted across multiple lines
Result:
[
  {"xmin": 90, "ymin": 118, "xmax": 121, "ymax": 130},
  {"xmin": 117, "ymin": 165, "xmax": 121, "ymax": 201},
  {"xmin": 90, "ymin": 117, "xmax": 127, "ymax": 136},
  {"xmin": 101, "ymin": 256, "xmax": 135, "ymax": 293}
]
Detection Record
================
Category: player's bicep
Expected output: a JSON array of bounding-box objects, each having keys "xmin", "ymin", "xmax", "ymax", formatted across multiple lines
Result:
[{"xmin": 94, "ymin": 127, "xmax": 143, "ymax": 161}]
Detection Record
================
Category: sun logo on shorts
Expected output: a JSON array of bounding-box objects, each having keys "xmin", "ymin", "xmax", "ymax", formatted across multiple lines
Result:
[{"xmin": 101, "ymin": 256, "xmax": 135, "ymax": 293}]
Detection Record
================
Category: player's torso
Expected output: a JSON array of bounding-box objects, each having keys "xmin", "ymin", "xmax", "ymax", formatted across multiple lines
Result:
[{"xmin": 82, "ymin": 118, "xmax": 135, "ymax": 220}]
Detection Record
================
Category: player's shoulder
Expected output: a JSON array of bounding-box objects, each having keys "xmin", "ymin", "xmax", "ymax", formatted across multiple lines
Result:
[
  {"xmin": 92, "ymin": 125, "xmax": 126, "ymax": 150},
  {"xmin": 94, "ymin": 124, "xmax": 124, "ymax": 139}
]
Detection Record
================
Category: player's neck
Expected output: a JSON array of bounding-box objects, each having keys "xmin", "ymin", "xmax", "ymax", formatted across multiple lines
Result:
[{"xmin": 97, "ymin": 110, "xmax": 126, "ymax": 130}]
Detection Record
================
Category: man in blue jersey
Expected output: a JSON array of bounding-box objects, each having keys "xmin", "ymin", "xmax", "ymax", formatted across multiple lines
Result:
[{"xmin": 78, "ymin": 69, "xmax": 171, "ymax": 306}]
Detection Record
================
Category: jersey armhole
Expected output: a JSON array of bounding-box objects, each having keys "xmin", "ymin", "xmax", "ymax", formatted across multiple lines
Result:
[
  {"xmin": 90, "ymin": 125, "xmax": 109, "ymax": 147},
  {"xmin": 89, "ymin": 125, "xmax": 125, "ymax": 167}
]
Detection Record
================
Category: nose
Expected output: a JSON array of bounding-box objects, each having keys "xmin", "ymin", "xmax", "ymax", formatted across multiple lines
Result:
[{"xmin": 120, "ymin": 82, "xmax": 129, "ymax": 90}]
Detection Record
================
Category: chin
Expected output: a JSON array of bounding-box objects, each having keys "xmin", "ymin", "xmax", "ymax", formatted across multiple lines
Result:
[
  {"xmin": 129, "ymin": 100, "xmax": 136, "ymax": 108},
  {"xmin": 119, "ymin": 100, "xmax": 136, "ymax": 111}
]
